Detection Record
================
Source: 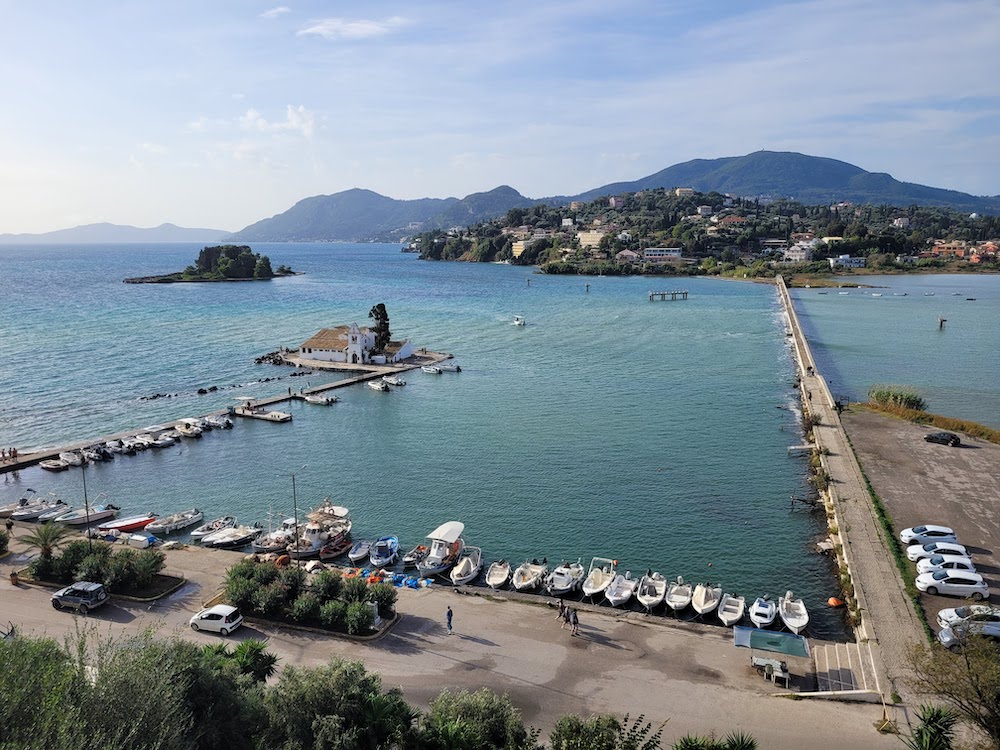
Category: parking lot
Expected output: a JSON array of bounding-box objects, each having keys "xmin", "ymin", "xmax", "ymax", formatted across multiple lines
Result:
[{"xmin": 842, "ymin": 408, "xmax": 1000, "ymax": 628}]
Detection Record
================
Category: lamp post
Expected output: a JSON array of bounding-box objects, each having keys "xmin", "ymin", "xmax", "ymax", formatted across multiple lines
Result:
[
  {"xmin": 290, "ymin": 465, "xmax": 307, "ymax": 569},
  {"xmin": 82, "ymin": 462, "xmax": 92, "ymax": 552}
]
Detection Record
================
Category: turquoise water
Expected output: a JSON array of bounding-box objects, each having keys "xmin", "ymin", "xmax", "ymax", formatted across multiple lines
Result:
[
  {"xmin": 790, "ymin": 275, "xmax": 1000, "ymax": 428},
  {"xmin": 1, "ymin": 244, "xmax": 842, "ymax": 635}
]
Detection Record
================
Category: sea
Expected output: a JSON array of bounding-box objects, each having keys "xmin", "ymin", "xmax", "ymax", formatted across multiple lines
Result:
[{"xmin": 7, "ymin": 245, "xmax": 993, "ymax": 640}]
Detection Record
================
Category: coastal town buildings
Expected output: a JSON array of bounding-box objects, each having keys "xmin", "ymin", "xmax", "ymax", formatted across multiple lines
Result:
[{"xmin": 828, "ymin": 254, "xmax": 866, "ymax": 269}]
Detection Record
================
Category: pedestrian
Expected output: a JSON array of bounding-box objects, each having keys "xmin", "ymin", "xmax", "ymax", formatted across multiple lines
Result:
[
  {"xmin": 0, "ymin": 448, "xmax": 5, "ymax": 460},
  {"xmin": 570, "ymin": 608, "xmax": 579, "ymax": 636},
  {"xmin": 446, "ymin": 605, "xmax": 453, "ymax": 635},
  {"xmin": 11, "ymin": 448, "xmax": 15, "ymax": 459},
  {"xmin": 561, "ymin": 605, "xmax": 571, "ymax": 630},
  {"xmin": 807, "ymin": 390, "xmax": 812, "ymax": 401},
  {"xmin": 556, "ymin": 600, "xmax": 566, "ymax": 621},
  {"xmin": 4, "ymin": 518, "xmax": 13, "ymax": 536}
]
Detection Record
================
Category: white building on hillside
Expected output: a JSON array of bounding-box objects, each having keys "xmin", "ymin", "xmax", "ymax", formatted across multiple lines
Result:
[
  {"xmin": 299, "ymin": 323, "xmax": 414, "ymax": 365},
  {"xmin": 828, "ymin": 254, "xmax": 866, "ymax": 269}
]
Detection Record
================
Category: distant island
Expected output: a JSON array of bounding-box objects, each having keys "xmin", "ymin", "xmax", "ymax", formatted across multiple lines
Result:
[{"xmin": 124, "ymin": 245, "xmax": 296, "ymax": 284}]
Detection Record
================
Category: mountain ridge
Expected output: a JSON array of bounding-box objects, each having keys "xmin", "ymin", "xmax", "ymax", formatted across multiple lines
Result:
[{"xmin": 0, "ymin": 221, "xmax": 231, "ymax": 244}]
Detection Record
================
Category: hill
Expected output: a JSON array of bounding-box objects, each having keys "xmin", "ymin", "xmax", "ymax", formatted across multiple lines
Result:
[{"xmin": 0, "ymin": 222, "xmax": 230, "ymax": 244}]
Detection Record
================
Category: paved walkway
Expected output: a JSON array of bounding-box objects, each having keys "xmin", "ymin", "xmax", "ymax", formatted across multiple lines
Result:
[{"xmin": 778, "ymin": 277, "xmax": 926, "ymax": 707}]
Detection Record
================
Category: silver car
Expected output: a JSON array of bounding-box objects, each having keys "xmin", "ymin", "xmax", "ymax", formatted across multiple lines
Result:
[
  {"xmin": 916, "ymin": 569, "xmax": 989, "ymax": 600},
  {"xmin": 937, "ymin": 619, "xmax": 1000, "ymax": 653},
  {"xmin": 916, "ymin": 554, "xmax": 977, "ymax": 576},
  {"xmin": 937, "ymin": 604, "xmax": 1000, "ymax": 630}
]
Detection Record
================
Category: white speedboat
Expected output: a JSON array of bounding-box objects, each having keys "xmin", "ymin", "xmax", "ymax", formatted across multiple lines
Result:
[
  {"xmin": 37, "ymin": 500, "xmax": 74, "ymax": 522},
  {"xmin": 175, "ymin": 419, "xmax": 203, "ymax": 437},
  {"xmin": 692, "ymin": 583, "xmax": 722, "ymax": 616},
  {"xmin": 145, "ymin": 508, "xmax": 203, "ymax": 535},
  {"xmin": 416, "ymin": 521, "xmax": 465, "ymax": 576},
  {"xmin": 512, "ymin": 315, "xmax": 525, "ymax": 326},
  {"xmin": 203, "ymin": 415, "xmax": 233, "ymax": 430},
  {"xmin": 717, "ymin": 593, "xmax": 746, "ymax": 626},
  {"xmin": 665, "ymin": 576, "xmax": 693, "ymax": 613},
  {"xmin": 201, "ymin": 523, "xmax": 262, "ymax": 550},
  {"xmin": 581, "ymin": 557, "xmax": 617, "ymax": 599},
  {"xmin": 12, "ymin": 496, "xmax": 68, "ymax": 522},
  {"xmin": 305, "ymin": 393, "xmax": 338, "ymax": 405},
  {"xmin": 382, "ymin": 375, "xmax": 406, "ymax": 386},
  {"xmin": 133, "ymin": 434, "xmax": 156, "ymax": 449},
  {"xmin": 348, "ymin": 539, "xmax": 373, "ymax": 563},
  {"xmin": 59, "ymin": 451, "xmax": 85, "ymax": 466},
  {"xmin": 370, "ymin": 535, "xmax": 400, "ymax": 567},
  {"xmin": 748, "ymin": 596, "xmax": 777, "ymax": 628},
  {"xmin": 421, "ymin": 365, "xmax": 442, "ymax": 374},
  {"xmin": 367, "ymin": 380, "xmax": 390, "ymax": 392},
  {"xmin": 545, "ymin": 559, "xmax": 585, "ymax": 596},
  {"xmin": 190, "ymin": 515, "xmax": 237, "ymax": 541},
  {"xmin": 450, "ymin": 546, "xmax": 483, "ymax": 585},
  {"xmin": 0, "ymin": 489, "xmax": 38, "ymax": 517},
  {"xmin": 486, "ymin": 559, "xmax": 512, "ymax": 589},
  {"xmin": 104, "ymin": 440, "xmax": 124, "ymax": 454},
  {"xmin": 150, "ymin": 434, "xmax": 176, "ymax": 448},
  {"xmin": 53, "ymin": 503, "xmax": 120, "ymax": 526},
  {"xmin": 636, "ymin": 571, "xmax": 668, "ymax": 611},
  {"xmin": 779, "ymin": 590, "xmax": 809, "ymax": 634},
  {"xmin": 40, "ymin": 459, "xmax": 70, "ymax": 471},
  {"xmin": 605, "ymin": 571, "xmax": 638, "ymax": 607},
  {"xmin": 438, "ymin": 363, "xmax": 461, "ymax": 372},
  {"xmin": 512, "ymin": 559, "xmax": 549, "ymax": 591}
]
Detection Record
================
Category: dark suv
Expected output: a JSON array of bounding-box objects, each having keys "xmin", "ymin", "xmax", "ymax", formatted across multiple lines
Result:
[
  {"xmin": 51, "ymin": 581, "xmax": 109, "ymax": 614},
  {"xmin": 924, "ymin": 431, "xmax": 961, "ymax": 447}
]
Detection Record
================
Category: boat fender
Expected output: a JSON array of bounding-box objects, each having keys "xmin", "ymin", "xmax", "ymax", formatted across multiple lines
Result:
[
  {"xmin": 275, "ymin": 554, "xmax": 291, "ymax": 568},
  {"xmin": 827, "ymin": 597, "xmax": 844, "ymax": 607}
]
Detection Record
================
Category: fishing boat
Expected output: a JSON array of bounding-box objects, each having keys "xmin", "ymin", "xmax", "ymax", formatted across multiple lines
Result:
[
  {"xmin": 382, "ymin": 375, "xmax": 406, "ymax": 386},
  {"xmin": 415, "ymin": 521, "xmax": 465, "ymax": 576},
  {"xmin": 367, "ymin": 380, "xmax": 390, "ymax": 392},
  {"xmin": 305, "ymin": 393, "xmax": 338, "ymax": 405},
  {"xmin": 53, "ymin": 503, "xmax": 120, "ymax": 526},
  {"xmin": 145, "ymin": 508, "xmax": 203, "ymax": 535},
  {"xmin": 545, "ymin": 559, "xmax": 585, "ymax": 596},
  {"xmin": 450, "ymin": 546, "xmax": 483, "ymax": 585},
  {"xmin": 402, "ymin": 544, "xmax": 430, "ymax": 568},
  {"xmin": 307, "ymin": 500, "xmax": 352, "ymax": 535},
  {"xmin": 40, "ymin": 459, "xmax": 70, "ymax": 471},
  {"xmin": 692, "ymin": 583, "xmax": 722, "ymax": 616},
  {"xmin": 369, "ymin": 535, "xmax": 400, "ymax": 567},
  {"xmin": 665, "ymin": 576, "xmax": 693, "ymax": 613},
  {"xmin": 287, "ymin": 522, "xmax": 329, "ymax": 560},
  {"xmin": 486, "ymin": 560, "xmax": 512, "ymax": 589},
  {"xmin": 201, "ymin": 523, "xmax": 262, "ymax": 550},
  {"xmin": 251, "ymin": 517, "xmax": 300, "ymax": 554},
  {"xmin": 512, "ymin": 559, "xmax": 549, "ymax": 591},
  {"xmin": 348, "ymin": 539, "xmax": 373, "ymax": 563},
  {"xmin": 636, "ymin": 571, "xmax": 668, "ymax": 611},
  {"xmin": 717, "ymin": 593, "xmax": 746, "ymax": 626},
  {"xmin": 581, "ymin": 557, "xmax": 617, "ymax": 599},
  {"xmin": 190, "ymin": 515, "xmax": 237, "ymax": 541},
  {"xmin": 605, "ymin": 571, "xmax": 639, "ymax": 607},
  {"xmin": 97, "ymin": 514, "xmax": 158, "ymax": 534},
  {"xmin": 421, "ymin": 365, "xmax": 442, "ymax": 374},
  {"xmin": 748, "ymin": 595, "xmax": 777, "ymax": 628},
  {"xmin": 319, "ymin": 527, "xmax": 353, "ymax": 560},
  {"xmin": 778, "ymin": 590, "xmax": 809, "ymax": 634}
]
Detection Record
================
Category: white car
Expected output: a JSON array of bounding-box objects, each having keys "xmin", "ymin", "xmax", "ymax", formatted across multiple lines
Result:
[
  {"xmin": 937, "ymin": 604, "xmax": 1000, "ymax": 630},
  {"xmin": 906, "ymin": 541, "xmax": 969, "ymax": 562},
  {"xmin": 189, "ymin": 604, "xmax": 244, "ymax": 636},
  {"xmin": 899, "ymin": 525, "xmax": 958, "ymax": 545},
  {"xmin": 916, "ymin": 554, "xmax": 977, "ymax": 576},
  {"xmin": 915, "ymin": 570, "xmax": 989, "ymax": 600}
]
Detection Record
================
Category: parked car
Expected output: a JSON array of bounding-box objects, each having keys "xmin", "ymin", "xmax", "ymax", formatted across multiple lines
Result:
[
  {"xmin": 916, "ymin": 554, "xmax": 977, "ymax": 576},
  {"xmin": 189, "ymin": 604, "xmax": 244, "ymax": 636},
  {"xmin": 900, "ymin": 525, "xmax": 958, "ymax": 545},
  {"xmin": 924, "ymin": 431, "xmax": 961, "ymax": 447},
  {"xmin": 907, "ymin": 541, "xmax": 969, "ymax": 562},
  {"xmin": 937, "ymin": 619, "xmax": 1000, "ymax": 652},
  {"xmin": 51, "ymin": 581, "xmax": 109, "ymax": 614},
  {"xmin": 937, "ymin": 604, "xmax": 1000, "ymax": 630},
  {"xmin": 916, "ymin": 569, "xmax": 989, "ymax": 600}
]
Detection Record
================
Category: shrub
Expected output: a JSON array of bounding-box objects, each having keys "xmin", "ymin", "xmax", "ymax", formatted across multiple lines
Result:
[
  {"xmin": 75, "ymin": 552, "xmax": 110, "ymax": 586},
  {"xmin": 226, "ymin": 557, "xmax": 260, "ymax": 586},
  {"xmin": 251, "ymin": 561, "xmax": 280, "ymax": 586},
  {"xmin": 253, "ymin": 581, "xmax": 287, "ymax": 617},
  {"xmin": 289, "ymin": 592, "xmax": 320, "ymax": 623},
  {"xmin": 28, "ymin": 555, "xmax": 54, "ymax": 581},
  {"xmin": 319, "ymin": 600, "xmax": 347, "ymax": 629},
  {"xmin": 345, "ymin": 601, "xmax": 374, "ymax": 635},
  {"xmin": 310, "ymin": 569, "xmax": 342, "ymax": 603},
  {"xmin": 52, "ymin": 539, "xmax": 94, "ymax": 582},
  {"xmin": 105, "ymin": 548, "xmax": 138, "ymax": 591},
  {"xmin": 132, "ymin": 549, "xmax": 165, "ymax": 588},
  {"xmin": 341, "ymin": 576, "xmax": 369, "ymax": 604},
  {"xmin": 868, "ymin": 384, "xmax": 927, "ymax": 412},
  {"xmin": 278, "ymin": 566, "xmax": 306, "ymax": 599},
  {"xmin": 0, "ymin": 529, "xmax": 7, "ymax": 556},
  {"xmin": 368, "ymin": 583, "xmax": 397, "ymax": 616},
  {"xmin": 227, "ymin": 577, "xmax": 257, "ymax": 612}
]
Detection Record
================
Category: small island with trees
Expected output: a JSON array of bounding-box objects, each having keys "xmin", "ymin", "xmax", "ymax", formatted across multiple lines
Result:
[{"xmin": 124, "ymin": 244, "xmax": 296, "ymax": 283}]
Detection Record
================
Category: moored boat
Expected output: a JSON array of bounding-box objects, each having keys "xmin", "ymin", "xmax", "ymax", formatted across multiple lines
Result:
[
  {"xmin": 382, "ymin": 375, "xmax": 406, "ymax": 386},
  {"xmin": 486, "ymin": 560, "xmax": 512, "ymax": 589},
  {"xmin": 450, "ymin": 546, "xmax": 483, "ymax": 585},
  {"xmin": 190, "ymin": 515, "xmax": 237, "ymax": 541},
  {"xmin": 512, "ymin": 559, "xmax": 548, "ymax": 591},
  {"xmin": 545, "ymin": 559, "xmax": 585, "ymax": 596},
  {"xmin": 636, "ymin": 571, "xmax": 668, "ymax": 611},
  {"xmin": 53, "ymin": 503, "xmax": 120, "ymax": 526},
  {"xmin": 203, "ymin": 414, "xmax": 233, "ymax": 429},
  {"xmin": 97, "ymin": 514, "xmax": 158, "ymax": 534},
  {"xmin": 402, "ymin": 544, "xmax": 430, "ymax": 568},
  {"xmin": 59, "ymin": 451, "xmax": 85, "ymax": 466},
  {"xmin": 421, "ymin": 365, "xmax": 442, "ymax": 374},
  {"xmin": 438, "ymin": 363, "xmax": 461, "ymax": 372},
  {"xmin": 370, "ymin": 535, "xmax": 400, "ymax": 567},
  {"xmin": 605, "ymin": 571, "xmax": 639, "ymax": 607},
  {"xmin": 0, "ymin": 490, "xmax": 38, "ymax": 517},
  {"xmin": 748, "ymin": 595, "xmax": 777, "ymax": 628},
  {"xmin": 416, "ymin": 521, "xmax": 465, "ymax": 576},
  {"xmin": 665, "ymin": 576, "xmax": 693, "ymax": 613},
  {"xmin": 287, "ymin": 522, "xmax": 328, "ymax": 560},
  {"xmin": 250, "ymin": 517, "xmax": 300, "ymax": 554},
  {"xmin": 778, "ymin": 590, "xmax": 809, "ymax": 634},
  {"xmin": 717, "ymin": 593, "xmax": 746, "ymax": 626},
  {"xmin": 40, "ymin": 459, "xmax": 70, "ymax": 472},
  {"xmin": 305, "ymin": 393, "xmax": 338, "ymax": 405},
  {"xmin": 319, "ymin": 528, "xmax": 353, "ymax": 561},
  {"xmin": 201, "ymin": 523, "xmax": 262, "ymax": 550},
  {"xmin": 348, "ymin": 539, "xmax": 373, "ymax": 563},
  {"xmin": 367, "ymin": 380, "xmax": 390, "ymax": 392},
  {"xmin": 12, "ymin": 496, "xmax": 69, "ymax": 522},
  {"xmin": 581, "ymin": 557, "xmax": 617, "ymax": 599},
  {"xmin": 36, "ymin": 500, "xmax": 73, "ymax": 522},
  {"xmin": 692, "ymin": 583, "xmax": 722, "ymax": 616},
  {"xmin": 145, "ymin": 508, "xmax": 203, "ymax": 535}
]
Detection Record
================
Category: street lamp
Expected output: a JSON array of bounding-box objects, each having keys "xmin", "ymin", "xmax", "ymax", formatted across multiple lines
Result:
[
  {"xmin": 289, "ymin": 465, "xmax": 307, "ymax": 569},
  {"xmin": 81, "ymin": 462, "xmax": 92, "ymax": 552}
]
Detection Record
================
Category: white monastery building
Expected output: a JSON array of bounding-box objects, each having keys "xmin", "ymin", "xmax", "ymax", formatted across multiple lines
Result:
[{"xmin": 299, "ymin": 323, "xmax": 414, "ymax": 365}]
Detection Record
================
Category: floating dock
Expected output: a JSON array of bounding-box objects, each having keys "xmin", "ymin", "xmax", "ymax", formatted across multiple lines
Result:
[{"xmin": 648, "ymin": 290, "xmax": 688, "ymax": 301}]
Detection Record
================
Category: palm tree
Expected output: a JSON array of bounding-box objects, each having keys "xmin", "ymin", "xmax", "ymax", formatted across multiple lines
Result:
[
  {"xmin": 231, "ymin": 639, "xmax": 278, "ymax": 682},
  {"xmin": 22, "ymin": 522, "xmax": 74, "ymax": 560}
]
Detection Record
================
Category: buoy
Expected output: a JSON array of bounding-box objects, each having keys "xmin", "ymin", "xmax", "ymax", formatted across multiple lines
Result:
[
  {"xmin": 708, "ymin": 562, "xmax": 713, "ymax": 567},
  {"xmin": 275, "ymin": 554, "xmax": 291, "ymax": 568},
  {"xmin": 827, "ymin": 597, "xmax": 844, "ymax": 608}
]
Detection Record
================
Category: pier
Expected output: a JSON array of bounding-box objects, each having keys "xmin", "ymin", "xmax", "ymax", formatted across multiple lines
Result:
[{"xmin": 648, "ymin": 289, "xmax": 688, "ymax": 301}]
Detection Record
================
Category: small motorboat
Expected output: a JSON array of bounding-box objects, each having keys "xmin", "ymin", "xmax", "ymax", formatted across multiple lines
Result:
[
  {"xmin": 203, "ymin": 415, "xmax": 233, "ymax": 430},
  {"xmin": 150, "ymin": 434, "xmax": 176, "ymax": 448},
  {"xmin": 415, "ymin": 521, "xmax": 465, "ymax": 576},
  {"xmin": 636, "ymin": 571, "xmax": 668, "ymax": 611},
  {"xmin": 104, "ymin": 440, "xmax": 124, "ymax": 454},
  {"xmin": 0, "ymin": 490, "xmax": 38, "ymax": 517},
  {"xmin": 512, "ymin": 559, "xmax": 549, "ymax": 591},
  {"xmin": 382, "ymin": 375, "xmax": 406, "ymax": 386},
  {"xmin": 438, "ymin": 363, "xmax": 461, "ymax": 373},
  {"xmin": 319, "ymin": 529, "xmax": 353, "ymax": 561},
  {"xmin": 367, "ymin": 380, "xmax": 390, "ymax": 392},
  {"xmin": 97, "ymin": 514, "xmax": 158, "ymax": 534},
  {"xmin": 12, "ymin": 496, "xmax": 68, "ymax": 522},
  {"xmin": 749, "ymin": 595, "xmax": 777, "ymax": 628},
  {"xmin": 190, "ymin": 515, "xmax": 237, "ymax": 541},
  {"xmin": 133, "ymin": 434, "xmax": 156, "ymax": 449},
  {"xmin": 402, "ymin": 544, "xmax": 430, "ymax": 567},
  {"xmin": 512, "ymin": 315, "xmax": 525, "ymax": 326},
  {"xmin": 450, "ymin": 546, "xmax": 483, "ymax": 585},
  {"xmin": 581, "ymin": 557, "xmax": 617, "ymax": 599},
  {"xmin": 251, "ymin": 517, "xmax": 300, "ymax": 554},
  {"xmin": 348, "ymin": 539, "xmax": 373, "ymax": 563},
  {"xmin": 717, "ymin": 593, "xmax": 746, "ymax": 627},
  {"xmin": 486, "ymin": 560, "xmax": 512, "ymax": 589},
  {"xmin": 201, "ymin": 523, "xmax": 262, "ymax": 550},
  {"xmin": 36, "ymin": 500, "xmax": 73, "ymax": 522},
  {"xmin": 665, "ymin": 576, "xmax": 693, "ymax": 613},
  {"xmin": 175, "ymin": 419, "xmax": 203, "ymax": 438},
  {"xmin": 59, "ymin": 451, "xmax": 85, "ymax": 466},
  {"xmin": 305, "ymin": 393, "xmax": 338, "ymax": 405},
  {"xmin": 53, "ymin": 503, "xmax": 120, "ymax": 526},
  {"xmin": 145, "ymin": 508, "xmax": 203, "ymax": 535},
  {"xmin": 545, "ymin": 559, "xmax": 585, "ymax": 596},
  {"xmin": 692, "ymin": 583, "xmax": 722, "ymax": 616},
  {"xmin": 605, "ymin": 571, "xmax": 639, "ymax": 607},
  {"xmin": 779, "ymin": 590, "xmax": 809, "ymax": 634},
  {"xmin": 421, "ymin": 365, "xmax": 442, "ymax": 374},
  {"xmin": 40, "ymin": 459, "xmax": 70, "ymax": 472},
  {"xmin": 369, "ymin": 535, "xmax": 400, "ymax": 567}
]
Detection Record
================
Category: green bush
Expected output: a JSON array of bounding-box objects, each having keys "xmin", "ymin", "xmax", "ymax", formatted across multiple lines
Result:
[
  {"xmin": 253, "ymin": 581, "xmax": 287, "ymax": 617},
  {"xmin": 132, "ymin": 549, "xmax": 165, "ymax": 588},
  {"xmin": 251, "ymin": 561, "xmax": 280, "ymax": 586},
  {"xmin": 76, "ymin": 552, "xmax": 110, "ymax": 586},
  {"xmin": 310, "ymin": 569, "xmax": 342, "ymax": 602},
  {"xmin": 368, "ymin": 582, "xmax": 397, "ymax": 615},
  {"xmin": 319, "ymin": 600, "xmax": 347, "ymax": 629},
  {"xmin": 226, "ymin": 556, "xmax": 259, "ymax": 585},
  {"xmin": 278, "ymin": 566, "xmax": 306, "ymax": 599},
  {"xmin": 52, "ymin": 539, "xmax": 94, "ymax": 582},
  {"xmin": 289, "ymin": 592, "xmax": 320, "ymax": 622},
  {"xmin": 345, "ymin": 601, "xmax": 374, "ymax": 635},
  {"xmin": 868, "ymin": 384, "xmax": 927, "ymax": 412},
  {"xmin": 341, "ymin": 576, "xmax": 369, "ymax": 604},
  {"xmin": 27, "ymin": 555, "xmax": 54, "ymax": 581},
  {"xmin": 105, "ymin": 548, "xmax": 137, "ymax": 591},
  {"xmin": 226, "ymin": 577, "xmax": 257, "ymax": 612}
]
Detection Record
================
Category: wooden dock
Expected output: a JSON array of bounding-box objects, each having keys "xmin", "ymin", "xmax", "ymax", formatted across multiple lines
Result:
[{"xmin": 649, "ymin": 290, "xmax": 688, "ymax": 301}]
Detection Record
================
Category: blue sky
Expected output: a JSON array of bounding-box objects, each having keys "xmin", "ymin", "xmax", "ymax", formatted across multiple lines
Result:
[{"xmin": 1, "ymin": 0, "xmax": 998, "ymax": 233}]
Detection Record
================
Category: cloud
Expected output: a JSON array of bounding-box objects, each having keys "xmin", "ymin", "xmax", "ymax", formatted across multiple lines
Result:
[
  {"xmin": 137, "ymin": 142, "xmax": 167, "ymax": 155},
  {"xmin": 239, "ymin": 105, "xmax": 315, "ymax": 137},
  {"xmin": 297, "ymin": 16, "xmax": 408, "ymax": 40},
  {"xmin": 260, "ymin": 6, "xmax": 290, "ymax": 20}
]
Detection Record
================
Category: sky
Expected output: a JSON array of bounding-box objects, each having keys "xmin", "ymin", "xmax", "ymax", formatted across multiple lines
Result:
[{"xmin": 1, "ymin": 0, "xmax": 998, "ymax": 234}]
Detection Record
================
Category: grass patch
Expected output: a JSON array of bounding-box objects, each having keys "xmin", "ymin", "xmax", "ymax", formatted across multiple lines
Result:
[
  {"xmin": 868, "ymin": 385, "xmax": 926, "ymax": 412},
  {"xmin": 863, "ymin": 403, "xmax": 1000, "ymax": 445}
]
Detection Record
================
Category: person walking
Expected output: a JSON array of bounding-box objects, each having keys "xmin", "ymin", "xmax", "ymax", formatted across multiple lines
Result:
[
  {"xmin": 4, "ymin": 518, "xmax": 13, "ymax": 537},
  {"xmin": 570, "ymin": 608, "xmax": 579, "ymax": 636},
  {"xmin": 561, "ymin": 605, "xmax": 571, "ymax": 630},
  {"xmin": 446, "ymin": 605, "xmax": 453, "ymax": 635},
  {"xmin": 556, "ymin": 599, "xmax": 566, "ymax": 621}
]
